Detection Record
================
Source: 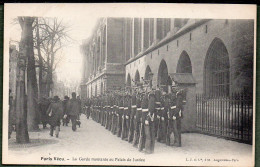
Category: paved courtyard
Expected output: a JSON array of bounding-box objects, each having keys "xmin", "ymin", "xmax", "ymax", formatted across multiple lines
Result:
[{"xmin": 6, "ymin": 115, "xmax": 253, "ymax": 166}]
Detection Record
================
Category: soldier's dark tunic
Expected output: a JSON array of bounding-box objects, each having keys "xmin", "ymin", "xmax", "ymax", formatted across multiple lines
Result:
[
  {"xmin": 92, "ymin": 98, "xmax": 96, "ymax": 122},
  {"xmin": 111, "ymin": 95, "xmax": 118, "ymax": 135},
  {"xmin": 121, "ymin": 94, "xmax": 130, "ymax": 140},
  {"xmin": 166, "ymin": 92, "xmax": 177, "ymax": 146},
  {"xmin": 108, "ymin": 95, "xmax": 113, "ymax": 131},
  {"xmin": 157, "ymin": 94, "xmax": 168, "ymax": 143},
  {"xmin": 96, "ymin": 98, "xmax": 100, "ymax": 123},
  {"xmin": 154, "ymin": 89, "xmax": 161, "ymax": 138},
  {"xmin": 117, "ymin": 95, "xmax": 124, "ymax": 137},
  {"xmin": 133, "ymin": 93, "xmax": 142, "ymax": 147},
  {"xmin": 110, "ymin": 95, "xmax": 116, "ymax": 133},
  {"xmin": 104, "ymin": 96, "xmax": 108, "ymax": 128},
  {"xmin": 128, "ymin": 92, "xmax": 136, "ymax": 143},
  {"xmin": 144, "ymin": 91, "xmax": 156, "ymax": 154},
  {"xmin": 138, "ymin": 92, "xmax": 148, "ymax": 152},
  {"xmin": 172, "ymin": 90, "xmax": 186, "ymax": 147}
]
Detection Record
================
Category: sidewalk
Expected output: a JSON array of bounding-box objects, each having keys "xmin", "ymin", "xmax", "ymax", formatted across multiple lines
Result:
[{"xmin": 7, "ymin": 115, "xmax": 253, "ymax": 166}]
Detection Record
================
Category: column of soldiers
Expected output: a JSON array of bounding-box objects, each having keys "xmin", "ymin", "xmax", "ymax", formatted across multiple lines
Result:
[{"xmin": 84, "ymin": 78, "xmax": 186, "ymax": 154}]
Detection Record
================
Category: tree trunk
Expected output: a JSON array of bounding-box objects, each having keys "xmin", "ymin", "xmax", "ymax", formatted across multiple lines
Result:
[
  {"xmin": 35, "ymin": 18, "xmax": 44, "ymax": 98},
  {"xmin": 15, "ymin": 68, "xmax": 30, "ymax": 143},
  {"xmin": 20, "ymin": 17, "xmax": 40, "ymax": 131},
  {"xmin": 15, "ymin": 17, "xmax": 32, "ymax": 143}
]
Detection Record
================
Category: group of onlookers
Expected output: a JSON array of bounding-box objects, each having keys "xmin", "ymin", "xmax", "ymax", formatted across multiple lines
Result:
[{"xmin": 8, "ymin": 91, "xmax": 82, "ymax": 139}]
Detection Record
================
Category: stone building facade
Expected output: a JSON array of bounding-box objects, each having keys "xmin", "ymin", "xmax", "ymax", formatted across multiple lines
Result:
[
  {"xmin": 81, "ymin": 18, "xmax": 254, "ymax": 100},
  {"xmin": 80, "ymin": 18, "xmax": 130, "ymax": 98},
  {"xmin": 125, "ymin": 19, "xmax": 254, "ymax": 96}
]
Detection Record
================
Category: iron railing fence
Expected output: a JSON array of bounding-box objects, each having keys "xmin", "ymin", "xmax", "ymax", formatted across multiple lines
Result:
[{"xmin": 196, "ymin": 93, "xmax": 253, "ymax": 144}]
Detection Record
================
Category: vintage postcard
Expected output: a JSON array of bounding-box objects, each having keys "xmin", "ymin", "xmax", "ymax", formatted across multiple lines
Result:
[{"xmin": 2, "ymin": 3, "xmax": 256, "ymax": 166}]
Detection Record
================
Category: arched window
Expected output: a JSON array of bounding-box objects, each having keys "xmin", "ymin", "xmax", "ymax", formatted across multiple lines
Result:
[
  {"xmin": 176, "ymin": 51, "xmax": 192, "ymax": 73},
  {"xmin": 158, "ymin": 59, "xmax": 169, "ymax": 92},
  {"xmin": 126, "ymin": 74, "xmax": 131, "ymax": 87},
  {"xmin": 135, "ymin": 70, "xmax": 140, "ymax": 82},
  {"xmin": 204, "ymin": 38, "xmax": 230, "ymax": 97},
  {"xmin": 144, "ymin": 65, "xmax": 152, "ymax": 80}
]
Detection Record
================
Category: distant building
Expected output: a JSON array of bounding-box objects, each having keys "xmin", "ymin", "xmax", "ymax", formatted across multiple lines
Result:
[{"xmin": 80, "ymin": 18, "xmax": 131, "ymax": 98}]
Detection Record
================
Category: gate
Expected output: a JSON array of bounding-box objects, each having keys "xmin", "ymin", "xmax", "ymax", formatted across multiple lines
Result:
[{"xmin": 196, "ymin": 93, "xmax": 253, "ymax": 144}]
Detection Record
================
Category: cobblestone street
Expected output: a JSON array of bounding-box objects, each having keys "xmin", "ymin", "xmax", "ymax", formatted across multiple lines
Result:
[{"xmin": 8, "ymin": 115, "xmax": 253, "ymax": 166}]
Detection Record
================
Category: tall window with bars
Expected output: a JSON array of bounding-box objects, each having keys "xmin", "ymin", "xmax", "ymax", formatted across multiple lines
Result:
[{"xmin": 204, "ymin": 38, "xmax": 230, "ymax": 97}]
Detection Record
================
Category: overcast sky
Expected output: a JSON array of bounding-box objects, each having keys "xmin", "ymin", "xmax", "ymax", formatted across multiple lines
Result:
[{"xmin": 6, "ymin": 8, "xmax": 99, "ymax": 86}]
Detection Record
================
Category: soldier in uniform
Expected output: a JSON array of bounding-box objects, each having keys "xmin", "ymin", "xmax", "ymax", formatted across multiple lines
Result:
[
  {"xmin": 166, "ymin": 87, "xmax": 177, "ymax": 146},
  {"xmin": 154, "ymin": 86, "xmax": 161, "ymax": 139},
  {"xmin": 128, "ymin": 88, "xmax": 136, "ymax": 143},
  {"xmin": 108, "ymin": 93, "xmax": 113, "ymax": 131},
  {"xmin": 95, "ymin": 97, "xmax": 99, "ymax": 123},
  {"xmin": 104, "ymin": 94, "xmax": 108, "ymax": 128},
  {"xmin": 143, "ymin": 88, "xmax": 156, "ymax": 154},
  {"xmin": 157, "ymin": 89, "xmax": 168, "ymax": 143},
  {"xmin": 92, "ymin": 97, "xmax": 96, "ymax": 122},
  {"xmin": 172, "ymin": 88, "xmax": 186, "ymax": 147},
  {"xmin": 132, "ymin": 87, "xmax": 143, "ymax": 147},
  {"xmin": 117, "ymin": 92, "xmax": 124, "ymax": 137},
  {"xmin": 111, "ymin": 92, "xmax": 118, "ymax": 135},
  {"xmin": 138, "ymin": 88, "xmax": 148, "ymax": 152},
  {"xmin": 121, "ymin": 91, "xmax": 130, "ymax": 141},
  {"xmin": 110, "ymin": 93, "xmax": 116, "ymax": 133}
]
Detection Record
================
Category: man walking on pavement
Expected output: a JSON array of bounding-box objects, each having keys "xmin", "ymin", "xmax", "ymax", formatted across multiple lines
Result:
[{"xmin": 68, "ymin": 92, "xmax": 80, "ymax": 131}]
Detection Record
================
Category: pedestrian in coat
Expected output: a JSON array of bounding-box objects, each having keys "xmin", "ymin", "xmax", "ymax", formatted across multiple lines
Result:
[
  {"xmin": 39, "ymin": 96, "xmax": 50, "ymax": 129},
  {"xmin": 62, "ymin": 96, "xmax": 70, "ymax": 126},
  {"xmin": 68, "ymin": 92, "xmax": 80, "ymax": 131},
  {"xmin": 47, "ymin": 96, "xmax": 63, "ymax": 138}
]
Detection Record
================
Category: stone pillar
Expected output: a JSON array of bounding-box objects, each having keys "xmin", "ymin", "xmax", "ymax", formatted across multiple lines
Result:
[{"xmin": 143, "ymin": 18, "xmax": 149, "ymax": 51}]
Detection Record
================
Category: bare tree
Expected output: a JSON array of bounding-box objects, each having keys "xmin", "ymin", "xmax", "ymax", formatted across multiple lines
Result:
[
  {"xmin": 19, "ymin": 17, "xmax": 40, "ymax": 132},
  {"xmin": 34, "ymin": 17, "xmax": 71, "ymax": 97},
  {"xmin": 15, "ymin": 17, "xmax": 36, "ymax": 142}
]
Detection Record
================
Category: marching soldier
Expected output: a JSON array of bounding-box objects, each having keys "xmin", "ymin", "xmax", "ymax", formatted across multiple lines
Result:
[
  {"xmin": 92, "ymin": 97, "xmax": 97, "ymax": 122},
  {"xmin": 132, "ymin": 87, "xmax": 142, "ymax": 147},
  {"xmin": 172, "ymin": 88, "xmax": 186, "ymax": 147},
  {"xmin": 111, "ymin": 93, "xmax": 118, "ymax": 135},
  {"xmin": 121, "ymin": 92, "xmax": 130, "ymax": 141},
  {"xmin": 154, "ymin": 86, "xmax": 161, "ymax": 139},
  {"xmin": 166, "ymin": 87, "xmax": 177, "ymax": 146},
  {"xmin": 108, "ymin": 94, "xmax": 113, "ymax": 131},
  {"xmin": 157, "ymin": 90, "xmax": 168, "ymax": 143},
  {"xmin": 138, "ymin": 89, "xmax": 148, "ymax": 152},
  {"xmin": 143, "ymin": 88, "xmax": 156, "ymax": 154},
  {"xmin": 128, "ymin": 89, "xmax": 136, "ymax": 143},
  {"xmin": 110, "ymin": 93, "xmax": 117, "ymax": 133},
  {"xmin": 117, "ymin": 92, "xmax": 124, "ymax": 137},
  {"xmin": 104, "ymin": 94, "xmax": 109, "ymax": 128}
]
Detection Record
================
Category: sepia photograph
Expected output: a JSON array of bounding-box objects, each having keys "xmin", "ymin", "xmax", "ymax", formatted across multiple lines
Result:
[{"xmin": 2, "ymin": 3, "xmax": 256, "ymax": 166}]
